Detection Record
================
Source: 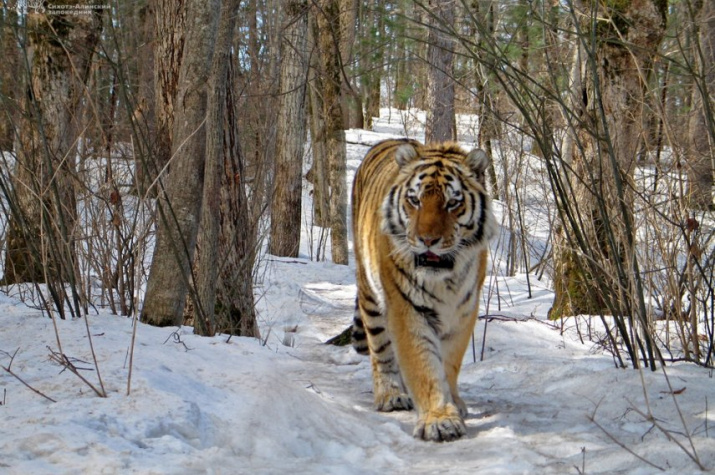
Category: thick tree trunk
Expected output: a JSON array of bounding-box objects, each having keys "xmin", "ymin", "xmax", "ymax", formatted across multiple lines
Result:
[
  {"xmin": 425, "ymin": 0, "xmax": 456, "ymax": 143},
  {"xmin": 191, "ymin": 0, "xmax": 240, "ymax": 336},
  {"xmin": 132, "ymin": 1, "xmax": 156, "ymax": 195},
  {"xmin": 0, "ymin": 6, "xmax": 18, "ymax": 151},
  {"xmin": 316, "ymin": 0, "xmax": 349, "ymax": 265},
  {"xmin": 549, "ymin": 0, "xmax": 667, "ymax": 320},
  {"xmin": 141, "ymin": 0, "xmax": 220, "ymax": 327},
  {"xmin": 686, "ymin": 0, "xmax": 715, "ymax": 209},
  {"xmin": 4, "ymin": 5, "xmax": 101, "ymax": 294},
  {"xmin": 269, "ymin": 0, "xmax": 309, "ymax": 258},
  {"xmin": 214, "ymin": 61, "xmax": 260, "ymax": 337},
  {"xmin": 144, "ymin": 0, "xmax": 186, "ymax": 196}
]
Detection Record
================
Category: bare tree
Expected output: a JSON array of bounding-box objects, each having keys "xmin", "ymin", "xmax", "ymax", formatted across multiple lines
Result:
[
  {"xmin": 315, "ymin": 0, "xmax": 349, "ymax": 265},
  {"xmin": 425, "ymin": 0, "xmax": 456, "ymax": 142},
  {"xmin": 549, "ymin": 0, "xmax": 667, "ymax": 368},
  {"xmin": 141, "ymin": 0, "xmax": 220, "ymax": 326},
  {"xmin": 191, "ymin": 0, "xmax": 241, "ymax": 335},
  {"xmin": 0, "ymin": 4, "xmax": 18, "ymax": 151},
  {"xmin": 3, "ymin": 4, "xmax": 102, "ymax": 301},
  {"xmin": 686, "ymin": 0, "xmax": 715, "ymax": 209},
  {"xmin": 145, "ymin": 0, "xmax": 186, "ymax": 196},
  {"xmin": 269, "ymin": 0, "xmax": 309, "ymax": 258}
]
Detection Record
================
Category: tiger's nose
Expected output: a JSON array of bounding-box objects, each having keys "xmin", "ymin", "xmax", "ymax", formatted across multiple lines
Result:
[{"xmin": 421, "ymin": 236, "xmax": 440, "ymax": 247}]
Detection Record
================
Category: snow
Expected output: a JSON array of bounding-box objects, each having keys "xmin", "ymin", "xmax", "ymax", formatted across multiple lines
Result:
[{"xmin": 1, "ymin": 111, "xmax": 714, "ymax": 474}]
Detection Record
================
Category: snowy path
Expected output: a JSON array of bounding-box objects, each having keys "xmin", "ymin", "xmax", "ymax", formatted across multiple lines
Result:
[{"xmin": 1, "ymin": 256, "xmax": 714, "ymax": 473}]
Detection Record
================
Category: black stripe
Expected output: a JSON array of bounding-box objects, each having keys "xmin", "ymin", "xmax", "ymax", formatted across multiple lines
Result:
[
  {"xmin": 419, "ymin": 335, "xmax": 442, "ymax": 361},
  {"xmin": 362, "ymin": 293, "xmax": 377, "ymax": 306},
  {"xmin": 395, "ymin": 285, "xmax": 441, "ymax": 335},
  {"xmin": 375, "ymin": 356, "xmax": 395, "ymax": 366},
  {"xmin": 363, "ymin": 307, "xmax": 381, "ymax": 318},
  {"xmin": 459, "ymin": 290, "xmax": 473, "ymax": 307},
  {"xmin": 392, "ymin": 257, "xmax": 443, "ymax": 304},
  {"xmin": 367, "ymin": 326, "xmax": 385, "ymax": 336},
  {"xmin": 374, "ymin": 340, "xmax": 392, "ymax": 354}
]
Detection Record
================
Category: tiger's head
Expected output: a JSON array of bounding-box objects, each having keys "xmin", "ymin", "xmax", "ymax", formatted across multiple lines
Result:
[{"xmin": 381, "ymin": 142, "xmax": 496, "ymax": 270}]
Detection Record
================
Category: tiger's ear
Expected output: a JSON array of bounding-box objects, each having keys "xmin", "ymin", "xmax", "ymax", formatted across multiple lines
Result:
[
  {"xmin": 465, "ymin": 149, "xmax": 489, "ymax": 184},
  {"xmin": 394, "ymin": 143, "xmax": 419, "ymax": 167}
]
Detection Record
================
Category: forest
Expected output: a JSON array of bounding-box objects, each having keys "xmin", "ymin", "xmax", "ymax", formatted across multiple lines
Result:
[
  {"xmin": 1, "ymin": 0, "xmax": 715, "ymax": 388},
  {"xmin": 0, "ymin": 0, "xmax": 715, "ymax": 471}
]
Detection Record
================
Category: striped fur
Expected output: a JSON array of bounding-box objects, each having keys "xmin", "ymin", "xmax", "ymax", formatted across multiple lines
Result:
[{"xmin": 351, "ymin": 138, "xmax": 496, "ymax": 442}]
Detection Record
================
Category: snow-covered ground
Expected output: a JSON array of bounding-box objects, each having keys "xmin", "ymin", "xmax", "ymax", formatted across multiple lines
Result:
[{"xmin": 1, "ymin": 112, "xmax": 714, "ymax": 474}]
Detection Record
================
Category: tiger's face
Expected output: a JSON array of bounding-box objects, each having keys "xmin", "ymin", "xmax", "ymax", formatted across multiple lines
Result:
[{"xmin": 381, "ymin": 143, "xmax": 494, "ymax": 271}]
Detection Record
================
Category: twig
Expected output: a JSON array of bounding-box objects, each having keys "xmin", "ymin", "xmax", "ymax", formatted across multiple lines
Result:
[
  {"xmin": 626, "ymin": 399, "xmax": 706, "ymax": 471},
  {"xmin": 47, "ymin": 346, "xmax": 106, "ymax": 398},
  {"xmin": 573, "ymin": 447, "xmax": 586, "ymax": 475},
  {"xmin": 588, "ymin": 410, "xmax": 665, "ymax": 472},
  {"xmin": 163, "ymin": 328, "xmax": 192, "ymax": 352},
  {"xmin": 1, "ymin": 348, "xmax": 56, "ymax": 403}
]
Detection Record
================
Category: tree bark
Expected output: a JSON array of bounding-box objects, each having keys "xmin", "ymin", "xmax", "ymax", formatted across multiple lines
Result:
[
  {"xmin": 686, "ymin": 0, "xmax": 715, "ymax": 209},
  {"xmin": 144, "ymin": 0, "xmax": 186, "ymax": 196},
  {"xmin": 425, "ymin": 0, "xmax": 456, "ymax": 143},
  {"xmin": 214, "ymin": 58, "xmax": 260, "ymax": 337},
  {"xmin": 4, "ymin": 4, "xmax": 101, "ymax": 294},
  {"xmin": 191, "ymin": 0, "xmax": 240, "ymax": 336},
  {"xmin": 339, "ymin": 0, "xmax": 363, "ymax": 129},
  {"xmin": 0, "ymin": 6, "xmax": 18, "ymax": 151},
  {"xmin": 141, "ymin": 0, "xmax": 220, "ymax": 327},
  {"xmin": 316, "ymin": 0, "xmax": 349, "ymax": 265},
  {"xmin": 269, "ymin": 0, "xmax": 309, "ymax": 258},
  {"xmin": 549, "ymin": 0, "xmax": 667, "ymax": 320},
  {"xmin": 363, "ymin": 0, "xmax": 384, "ymax": 129}
]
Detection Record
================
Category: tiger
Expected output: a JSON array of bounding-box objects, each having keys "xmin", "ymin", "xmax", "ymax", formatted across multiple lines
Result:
[{"xmin": 351, "ymin": 138, "xmax": 497, "ymax": 442}]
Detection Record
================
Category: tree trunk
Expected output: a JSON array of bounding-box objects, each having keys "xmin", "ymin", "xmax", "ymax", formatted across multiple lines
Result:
[
  {"xmin": 190, "ymin": 0, "xmax": 240, "ymax": 336},
  {"xmin": 214, "ymin": 58, "xmax": 260, "ymax": 337},
  {"xmin": 425, "ymin": 0, "xmax": 456, "ymax": 143},
  {"xmin": 363, "ymin": 0, "xmax": 383, "ymax": 129},
  {"xmin": 4, "ymin": 5, "xmax": 101, "ymax": 298},
  {"xmin": 132, "ymin": 1, "xmax": 157, "ymax": 195},
  {"xmin": 549, "ymin": 0, "xmax": 667, "ymax": 321},
  {"xmin": 473, "ymin": 0, "xmax": 500, "ymax": 198},
  {"xmin": 141, "ymin": 0, "xmax": 220, "ymax": 327},
  {"xmin": 686, "ymin": 0, "xmax": 715, "ymax": 209},
  {"xmin": 269, "ymin": 0, "xmax": 309, "ymax": 258},
  {"xmin": 316, "ymin": 0, "xmax": 349, "ymax": 265},
  {"xmin": 339, "ymin": 0, "xmax": 363, "ymax": 129},
  {"xmin": 0, "ymin": 6, "xmax": 18, "ymax": 151},
  {"xmin": 306, "ymin": 38, "xmax": 330, "ymax": 232},
  {"xmin": 145, "ymin": 0, "xmax": 186, "ymax": 196}
]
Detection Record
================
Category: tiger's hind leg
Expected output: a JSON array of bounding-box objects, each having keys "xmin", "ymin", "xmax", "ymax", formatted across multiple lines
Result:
[{"xmin": 354, "ymin": 294, "xmax": 412, "ymax": 412}]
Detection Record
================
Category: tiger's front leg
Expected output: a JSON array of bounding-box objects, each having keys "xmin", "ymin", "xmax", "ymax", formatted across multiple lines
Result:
[{"xmin": 389, "ymin": 300, "xmax": 466, "ymax": 442}]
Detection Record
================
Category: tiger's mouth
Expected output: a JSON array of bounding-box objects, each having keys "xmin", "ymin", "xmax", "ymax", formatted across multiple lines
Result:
[{"xmin": 415, "ymin": 251, "xmax": 454, "ymax": 270}]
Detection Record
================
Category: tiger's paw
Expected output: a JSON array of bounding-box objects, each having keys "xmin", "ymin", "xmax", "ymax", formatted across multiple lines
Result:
[
  {"xmin": 375, "ymin": 392, "xmax": 413, "ymax": 412},
  {"xmin": 413, "ymin": 405, "xmax": 466, "ymax": 442}
]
